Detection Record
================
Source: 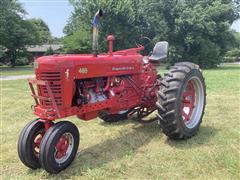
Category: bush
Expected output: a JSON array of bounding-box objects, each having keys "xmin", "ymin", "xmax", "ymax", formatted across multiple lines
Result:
[
  {"xmin": 224, "ymin": 48, "xmax": 240, "ymax": 62},
  {"xmin": 0, "ymin": 46, "xmax": 5, "ymax": 58},
  {"xmin": 45, "ymin": 47, "xmax": 54, "ymax": 55},
  {"xmin": 63, "ymin": 30, "xmax": 91, "ymax": 54},
  {"xmin": 15, "ymin": 57, "xmax": 29, "ymax": 66},
  {"xmin": 225, "ymin": 48, "xmax": 240, "ymax": 57},
  {"xmin": 223, "ymin": 57, "xmax": 237, "ymax": 62}
]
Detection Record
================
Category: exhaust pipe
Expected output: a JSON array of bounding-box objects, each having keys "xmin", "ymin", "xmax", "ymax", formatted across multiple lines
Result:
[{"xmin": 92, "ymin": 9, "xmax": 103, "ymax": 56}]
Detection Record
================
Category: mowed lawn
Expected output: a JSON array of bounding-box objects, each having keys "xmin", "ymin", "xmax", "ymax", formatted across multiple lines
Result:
[
  {"xmin": 0, "ymin": 66, "xmax": 34, "ymax": 77},
  {"xmin": 0, "ymin": 64, "xmax": 239, "ymax": 179}
]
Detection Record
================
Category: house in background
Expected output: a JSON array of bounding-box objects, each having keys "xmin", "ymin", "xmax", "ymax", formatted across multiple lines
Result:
[{"xmin": 26, "ymin": 44, "xmax": 63, "ymax": 61}]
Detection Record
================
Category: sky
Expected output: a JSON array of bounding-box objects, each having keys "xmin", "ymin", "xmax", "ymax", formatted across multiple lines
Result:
[
  {"xmin": 20, "ymin": 0, "xmax": 239, "ymax": 38},
  {"xmin": 19, "ymin": 0, "xmax": 73, "ymax": 37},
  {"xmin": 231, "ymin": 19, "xmax": 240, "ymax": 32}
]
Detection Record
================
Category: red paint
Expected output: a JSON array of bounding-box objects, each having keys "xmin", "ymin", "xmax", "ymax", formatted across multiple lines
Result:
[
  {"xmin": 28, "ymin": 36, "xmax": 160, "ymax": 122},
  {"xmin": 55, "ymin": 134, "xmax": 70, "ymax": 159},
  {"xmin": 107, "ymin": 35, "xmax": 115, "ymax": 55},
  {"xmin": 181, "ymin": 81, "xmax": 195, "ymax": 121}
]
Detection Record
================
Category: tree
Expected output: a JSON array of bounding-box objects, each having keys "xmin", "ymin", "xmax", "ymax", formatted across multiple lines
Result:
[
  {"xmin": 28, "ymin": 18, "xmax": 52, "ymax": 44},
  {"xmin": 64, "ymin": 0, "xmax": 239, "ymax": 68},
  {"xmin": 0, "ymin": 0, "xmax": 38, "ymax": 66},
  {"xmin": 234, "ymin": 32, "xmax": 240, "ymax": 47},
  {"xmin": 145, "ymin": 0, "xmax": 239, "ymax": 67},
  {"xmin": 224, "ymin": 32, "xmax": 240, "ymax": 61},
  {"xmin": 64, "ymin": 0, "xmax": 152, "ymax": 52},
  {"xmin": 63, "ymin": 29, "xmax": 91, "ymax": 53},
  {"xmin": 49, "ymin": 37, "xmax": 64, "ymax": 44},
  {"xmin": 0, "ymin": 45, "xmax": 5, "ymax": 62},
  {"xmin": 0, "ymin": 0, "xmax": 51, "ymax": 67},
  {"xmin": 45, "ymin": 47, "xmax": 54, "ymax": 55}
]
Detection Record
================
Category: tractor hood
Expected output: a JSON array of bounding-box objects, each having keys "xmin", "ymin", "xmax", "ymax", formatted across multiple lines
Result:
[{"xmin": 35, "ymin": 53, "xmax": 143, "ymax": 79}]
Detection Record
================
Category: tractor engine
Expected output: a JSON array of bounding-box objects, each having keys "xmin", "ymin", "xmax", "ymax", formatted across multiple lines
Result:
[{"xmin": 73, "ymin": 78, "xmax": 108, "ymax": 105}]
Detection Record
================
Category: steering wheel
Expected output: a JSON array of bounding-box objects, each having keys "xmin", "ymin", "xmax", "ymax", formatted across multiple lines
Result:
[{"xmin": 135, "ymin": 36, "xmax": 154, "ymax": 55}]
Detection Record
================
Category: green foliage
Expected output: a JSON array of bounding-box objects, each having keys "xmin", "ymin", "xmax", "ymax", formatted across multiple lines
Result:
[
  {"xmin": 15, "ymin": 57, "xmax": 29, "ymax": 66},
  {"xmin": 0, "ymin": 0, "xmax": 51, "ymax": 67},
  {"xmin": 49, "ymin": 37, "xmax": 64, "ymax": 44},
  {"xmin": 223, "ymin": 31, "xmax": 240, "ymax": 62},
  {"xmin": 65, "ymin": 0, "xmax": 239, "ymax": 68},
  {"xmin": 63, "ymin": 30, "xmax": 91, "ymax": 53},
  {"xmin": 64, "ymin": 0, "xmax": 153, "ymax": 52},
  {"xmin": 233, "ymin": 32, "xmax": 240, "ymax": 47},
  {"xmin": 44, "ymin": 47, "xmax": 54, "ymax": 55},
  {"xmin": 0, "ymin": 45, "xmax": 5, "ymax": 59},
  {"xmin": 28, "ymin": 18, "xmax": 51, "ymax": 44},
  {"xmin": 225, "ymin": 48, "xmax": 240, "ymax": 61},
  {"xmin": 153, "ymin": 0, "xmax": 238, "ymax": 68}
]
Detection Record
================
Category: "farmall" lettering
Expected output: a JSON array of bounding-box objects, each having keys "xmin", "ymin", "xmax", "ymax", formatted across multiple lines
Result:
[{"xmin": 112, "ymin": 66, "xmax": 134, "ymax": 71}]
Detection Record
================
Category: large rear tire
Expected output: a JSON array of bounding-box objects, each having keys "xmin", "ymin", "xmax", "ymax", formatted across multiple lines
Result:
[{"xmin": 156, "ymin": 62, "xmax": 206, "ymax": 139}]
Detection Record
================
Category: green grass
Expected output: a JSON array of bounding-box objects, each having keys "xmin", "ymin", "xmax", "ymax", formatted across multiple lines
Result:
[
  {"xmin": 0, "ymin": 64, "xmax": 239, "ymax": 179},
  {"xmin": 0, "ymin": 66, "xmax": 34, "ymax": 77}
]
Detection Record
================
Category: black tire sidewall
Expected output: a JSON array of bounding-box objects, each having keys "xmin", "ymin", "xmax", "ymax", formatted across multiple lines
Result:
[
  {"xmin": 176, "ymin": 69, "xmax": 206, "ymax": 136},
  {"xmin": 40, "ymin": 121, "xmax": 79, "ymax": 173},
  {"xmin": 18, "ymin": 119, "xmax": 44, "ymax": 169}
]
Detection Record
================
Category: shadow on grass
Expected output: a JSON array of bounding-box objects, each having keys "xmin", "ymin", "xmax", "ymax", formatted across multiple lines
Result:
[
  {"xmin": 29, "ymin": 122, "xmax": 216, "ymax": 177},
  {"xmin": 58, "ymin": 122, "xmax": 162, "ymax": 177},
  {"xmin": 98, "ymin": 118, "xmax": 143, "ymax": 127},
  {"xmin": 165, "ymin": 125, "xmax": 218, "ymax": 149}
]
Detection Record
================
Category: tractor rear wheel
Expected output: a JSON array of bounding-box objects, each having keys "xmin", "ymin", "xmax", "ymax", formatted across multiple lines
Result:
[
  {"xmin": 156, "ymin": 62, "xmax": 206, "ymax": 139},
  {"xmin": 39, "ymin": 121, "xmax": 79, "ymax": 173},
  {"xmin": 18, "ymin": 119, "xmax": 45, "ymax": 169},
  {"xmin": 99, "ymin": 110, "xmax": 129, "ymax": 123}
]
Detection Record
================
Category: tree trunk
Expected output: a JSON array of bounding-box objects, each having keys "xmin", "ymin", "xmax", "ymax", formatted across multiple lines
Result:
[{"xmin": 10, "ymin": 49, "xmax": 16, "ymax": 68}]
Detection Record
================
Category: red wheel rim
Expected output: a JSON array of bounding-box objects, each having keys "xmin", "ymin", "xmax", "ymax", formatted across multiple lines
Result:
[
  {"xmin": 55, "ymin": 135, "xmax": 70, "ymax": 159},
  {"xmin": 181, "ymin": 80, "xmax": 195, "ymax": 122},
  {"xmin": 54, "ymin": 133, "xmax": 74, "ymax": 163},
  {"xmin": 33, "ymin": 131, "xmax": 44, "ymax": 156}
]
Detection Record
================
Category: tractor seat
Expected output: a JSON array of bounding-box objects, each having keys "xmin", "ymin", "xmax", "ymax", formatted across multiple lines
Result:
[{"xmin": 149, "ymin": 41, "xmax": 169, "ymax": 62}]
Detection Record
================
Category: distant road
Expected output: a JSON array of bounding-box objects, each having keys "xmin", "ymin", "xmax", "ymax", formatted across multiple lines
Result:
[
  {"xmin": 0, "ymin": 75, "xmax": 35, "ymax": 81},
  {"xmin": 221, "ymin": 62, "xmax": 240, "ymax": 65}
]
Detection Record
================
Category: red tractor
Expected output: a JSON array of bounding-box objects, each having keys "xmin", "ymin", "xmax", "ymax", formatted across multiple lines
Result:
[{"xmin": 18, "ymin": 34, "xmax": 206, "ymax": 173}]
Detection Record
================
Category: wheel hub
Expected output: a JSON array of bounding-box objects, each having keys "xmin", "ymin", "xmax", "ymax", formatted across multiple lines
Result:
[
  {"xmin": 33, "ymin": 131, "xmax": 44, "ymax": 156},
  {"xmin": 181, "ymin": 77, "xmax": 205, "ymax": 129},
  {"xmin": 54, "ymin": 133, "xmax": 74, "ymax": 163},
  {"xmin": 181, "ymin": 81, "xmax": 195, "ymax": 122}
]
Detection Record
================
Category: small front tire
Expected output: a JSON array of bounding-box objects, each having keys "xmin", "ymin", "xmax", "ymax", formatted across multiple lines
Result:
[
  {"xmin": 39, "ymin": 121, "xmax": 79, "ymax": 173},
  {"xmin": 18, "ymin": 119, "xmax": 45, "ymax": 169}
]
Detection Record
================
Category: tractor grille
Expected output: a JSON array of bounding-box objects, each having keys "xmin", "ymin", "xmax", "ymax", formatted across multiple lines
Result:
[{"xmin": 38, "ymin": 72, "xmax": 63, "ymax": 107}]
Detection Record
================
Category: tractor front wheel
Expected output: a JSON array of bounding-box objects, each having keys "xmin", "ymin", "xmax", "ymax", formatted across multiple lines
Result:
[
  {"xmin": 39, "ymin": 121, "xmax": 79, "ymax": 173},
  {"xmin": 156, "ymin": 62, "xmax": 206, "ymax": 139},
  {"xmin": 18, "ymin": 119, "xmax": 45, "ymax": 169}
]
